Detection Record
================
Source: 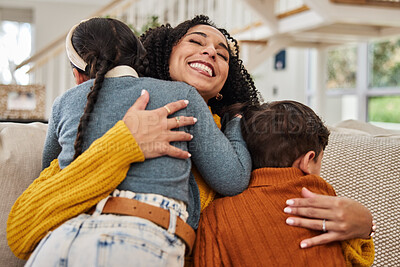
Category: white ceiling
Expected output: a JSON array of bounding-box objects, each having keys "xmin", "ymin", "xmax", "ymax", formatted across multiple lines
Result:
[
  {"xmin": 237, "ymin": 0, "xmax": 400, "ymax": 70},
  {"xmin": 7, "ymin": 0, "xmax": 110, "ymax": 5}
]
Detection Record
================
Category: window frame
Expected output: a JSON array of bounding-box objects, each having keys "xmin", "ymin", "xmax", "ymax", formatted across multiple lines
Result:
[{"xmin": 322, "ymin": 41, "xmax": 400, "ymax": 126}]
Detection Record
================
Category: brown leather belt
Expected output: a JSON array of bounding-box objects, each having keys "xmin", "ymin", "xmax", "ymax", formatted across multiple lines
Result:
[{"xmin": 90, "ymin": 196, "xmax": 195, "ymax": 255}]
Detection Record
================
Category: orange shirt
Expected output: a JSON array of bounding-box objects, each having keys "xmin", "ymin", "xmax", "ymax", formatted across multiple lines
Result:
[{"xmin": 194, "ymin": 167, "xmax": 346, "ymax": 267}]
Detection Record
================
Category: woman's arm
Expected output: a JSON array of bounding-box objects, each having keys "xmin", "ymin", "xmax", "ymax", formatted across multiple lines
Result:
[
  {"xmin": 288, "ymin": 183, "xmax": 375, "ymax": 266},
  {"xmin": 7, "ymin": 91, "xmax": 195, "ymax": 259},
  {"xmin": 284, "ymin": 187, "xmax": 373, "ymax": 248},
  {"xmin": 8, "ymin": 121, "xmax": 143, "ymax": 259},
  {"xmin": 341, "ymin": 238, "xmax": 375, "ymax": 267},
  {"xmin": 42, "ymin": 97, "xmax": 62, "ymax": 169}
]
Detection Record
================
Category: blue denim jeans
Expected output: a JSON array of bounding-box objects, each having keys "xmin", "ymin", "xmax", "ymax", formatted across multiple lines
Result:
[{"xmin": 25, "ymin": 191, "xmax": 186, "ymax": 267}]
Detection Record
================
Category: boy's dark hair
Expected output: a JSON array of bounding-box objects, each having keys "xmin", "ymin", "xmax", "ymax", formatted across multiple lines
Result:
[
  {"xmin": 140, "ymin": 15, "xmax": 260, "ymax": 117},
  {"xmin": 241, "ymin": 100, "xmax": 330, "ymax": 170}
]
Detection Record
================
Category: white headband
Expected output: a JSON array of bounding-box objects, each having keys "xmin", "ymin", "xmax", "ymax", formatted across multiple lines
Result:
[{"xmin": 65, "ymin": 19, "xmax": 90, "ymax": 71}]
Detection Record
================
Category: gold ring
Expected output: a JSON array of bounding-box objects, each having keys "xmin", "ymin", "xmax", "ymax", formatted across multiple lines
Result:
[
  {"xmin": 163, "ymin": 105, "xmax": 171, "ymax": 115},
  {"xmin": 175, "ymin": 116, "xmax": 181, "ymax": 125}
]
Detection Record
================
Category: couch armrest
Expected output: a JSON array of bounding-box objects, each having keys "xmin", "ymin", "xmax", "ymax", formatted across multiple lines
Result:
[
  {"xmin": 0, "ymin": 122, "xmax": 48, "ymax": 266},
  {"xmin": 322, "ymin": 121, "xmax": 400, "ymax": 266}
]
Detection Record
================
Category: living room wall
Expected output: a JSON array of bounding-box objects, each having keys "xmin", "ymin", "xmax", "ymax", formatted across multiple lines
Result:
[{"xmin": 0, "ymin": 0, "xmax": 105, "ymax": 52}]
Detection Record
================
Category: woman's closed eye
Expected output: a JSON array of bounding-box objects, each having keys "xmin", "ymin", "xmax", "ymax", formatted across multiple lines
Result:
[
  {"xmin": 189, "ymin": 38, "xmax": 228, "ymax": 61},
  {"xmin": 189, "ymin": 39, "xmax": 202, "ymax": 45},
  {"xmin": 217, "ymin": 53, "xmax": 228, "ymax": 61}
]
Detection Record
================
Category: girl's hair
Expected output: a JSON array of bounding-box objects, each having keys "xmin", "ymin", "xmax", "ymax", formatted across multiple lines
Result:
[
  {"xmin": 140, "ymin": 15, "xmax": 261, "ymax": 117},
  {"xmin": 70, "ymin": 17, "xmax": 149, "ymax": 159}
]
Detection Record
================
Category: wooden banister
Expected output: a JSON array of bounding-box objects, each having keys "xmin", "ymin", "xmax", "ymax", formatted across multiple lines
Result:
[
  {"xmin": 276, "ymin": 5, "xmax": 310, "ymax": 19},
  {"xmin": 230, "ymin": 21, "xmax": 264, "ymax": 35},
  {"xmin": 15, "ymin": 0, "xmax": 126, "ymax": 70},
  {"xmin": 331, "ymin": 0, "xmax": 400, "ymax": 7},
  {"xmin": 230, "ymin": 4, "xmax": 310, "ymax": 37}
]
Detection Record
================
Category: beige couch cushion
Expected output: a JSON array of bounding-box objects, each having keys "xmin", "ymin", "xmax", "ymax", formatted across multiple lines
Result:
[
  {"xmin": 0, "ymin": 122, "xmax": 48, "ymax": 267},
  {"xmin": 334, "ymin": 119, "xmax": 400, "ymax": 137},
  {"xmin": 322, "ymin": 120, "xmax": 400, "ymax": 266},
  {"xmin": 1, "ymin": 119, "xmax": 399, "ymax": 266}
]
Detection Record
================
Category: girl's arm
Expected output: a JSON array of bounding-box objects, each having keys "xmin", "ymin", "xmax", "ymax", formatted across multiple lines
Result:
[{"xmin": 187, "ymin": 89, "xmax": 252, "ymax": 196}]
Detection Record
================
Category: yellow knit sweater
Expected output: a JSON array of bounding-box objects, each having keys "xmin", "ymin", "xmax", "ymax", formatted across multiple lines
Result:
[
  {"xmin": 342, "ymin": 238, "xmax": 375, "ymax": 267},
  {"xmin": 7, "ymin": 118, "xmax": 218, "ymax": 260},
  {"xmin": 7, "ymin": 117, "xmax": 373, "ymax": 265},
  {"xmin": 7, "ymin": 121, "xmax": 145, "ymax": 259}
]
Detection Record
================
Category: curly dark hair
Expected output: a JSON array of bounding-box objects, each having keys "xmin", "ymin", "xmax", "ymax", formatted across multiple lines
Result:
[{"xmin": 140, "ymin": 15, "xmax": 260, "ymax": 117}]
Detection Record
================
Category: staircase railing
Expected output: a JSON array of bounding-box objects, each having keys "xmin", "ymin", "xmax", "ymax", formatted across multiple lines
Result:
[
  {"xmin": 17, "ymin": 0, "xmax": 262, "ymax": 117},
  {"xmin": 330, "ymin": 0, "xmax": 400, "ymax": 7}
]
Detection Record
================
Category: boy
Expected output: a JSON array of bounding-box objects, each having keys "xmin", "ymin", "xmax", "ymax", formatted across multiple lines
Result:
[{"xmin": 194, "ymin": 101, "xmax": 374, "ymax": 266}]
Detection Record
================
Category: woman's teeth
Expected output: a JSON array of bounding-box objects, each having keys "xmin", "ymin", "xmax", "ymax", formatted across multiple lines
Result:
[{"xmin": 190, "ymin": 63, "xmax": 213, "ymax": 76}]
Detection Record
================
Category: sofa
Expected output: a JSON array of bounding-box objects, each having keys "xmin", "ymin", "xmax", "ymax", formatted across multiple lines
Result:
[{"xmin": 1, "ymin": 120, "xmax": 399, "ymax": 266}]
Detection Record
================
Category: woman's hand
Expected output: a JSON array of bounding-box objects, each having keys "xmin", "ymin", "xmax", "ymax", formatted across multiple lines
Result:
[
  {"xmin": 284, "ymin": 187, "xmax": 373, "ymax": 248},
  {"xmin": 123, "ymin": 90, "xmax": 196, "ymax": 159}
]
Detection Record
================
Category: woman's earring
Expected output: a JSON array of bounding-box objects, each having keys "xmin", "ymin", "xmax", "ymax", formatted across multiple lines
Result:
[{"xmin": 216, "ymin": 93, "xmax": 223, "ymax": 101}]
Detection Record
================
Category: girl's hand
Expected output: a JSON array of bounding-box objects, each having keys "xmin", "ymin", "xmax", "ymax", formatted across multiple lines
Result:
[
  {"xmin": 284, "ymin": 187, "xmax": 373, "ymax": 248},
  {"xmin": 123, "ymin": 90, "xmax": 196, "ymax": 159}
]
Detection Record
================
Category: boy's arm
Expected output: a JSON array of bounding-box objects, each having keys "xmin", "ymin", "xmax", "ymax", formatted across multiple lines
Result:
[{"xmin": 7, "ymin": 121, "xmax": 144, "ymax": 260}]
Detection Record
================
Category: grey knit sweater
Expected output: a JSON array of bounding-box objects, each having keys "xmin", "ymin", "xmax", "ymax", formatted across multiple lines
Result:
[{"xmin": 42, "ymin": 76, "xmax": 251, "ymax": 228}]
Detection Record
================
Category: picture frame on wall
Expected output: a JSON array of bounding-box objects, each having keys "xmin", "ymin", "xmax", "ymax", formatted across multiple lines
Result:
[
  {"xmin": 274, "ymin": 49, "xmax": 286, "ymax": 71},
  {"xmin": 0, "ymin": 84, "xmax": 46, "ymax": 121}
]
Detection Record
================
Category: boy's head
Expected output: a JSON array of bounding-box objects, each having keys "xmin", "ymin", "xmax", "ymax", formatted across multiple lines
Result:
[{"xmin": 241, "ymin": 100, "xmax": 330, "ymax": 175}]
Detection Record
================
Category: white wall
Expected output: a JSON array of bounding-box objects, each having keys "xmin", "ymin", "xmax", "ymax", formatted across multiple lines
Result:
[
  {"xmin": 0, "ymin": 1, "xmax": 104, "ymax": 52},
  {"xmin": 248, "ymin": 47, "xmax": 353, "ymax": 126},
  {"xmin": 1, "ymin": 0, "xmax": 107, "ymax": 118},
  {"xmin": 251, "ymin": 47, "xmax": 307, "ymax": 104}
]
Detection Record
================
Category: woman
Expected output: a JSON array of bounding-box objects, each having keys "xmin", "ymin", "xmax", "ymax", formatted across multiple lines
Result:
[
  {"xmin": 139, "ymin": 15, "xmax": 374, "ymax": 247},
  {"xmin": 7, "ymin": 15, "xmax": 255, "ymax": 263},
  {"xmin": 31, "ymin": 16, "xmax": 253, "ymax": 266},
  {"xmin": 7, "ymin": 15, "xmax": 373, "ymax": 263}
]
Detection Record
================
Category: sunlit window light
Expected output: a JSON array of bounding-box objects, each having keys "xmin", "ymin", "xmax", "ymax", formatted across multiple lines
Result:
[{"xmin": 0, "ymin": 20, "xmax": 31, "ymax": 85}]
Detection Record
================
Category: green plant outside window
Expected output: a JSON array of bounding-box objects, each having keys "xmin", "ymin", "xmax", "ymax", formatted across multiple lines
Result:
[
  {"xmin": 369, "ymin": 38, "xmax": 400, "ymax": 88},
  {"xmin": 368, "ymin": 96, "xmax": 400, "ymax": 123},
  {"xmin": 326, "ymin": 45, "xmax": 357, "ymax": 89}
]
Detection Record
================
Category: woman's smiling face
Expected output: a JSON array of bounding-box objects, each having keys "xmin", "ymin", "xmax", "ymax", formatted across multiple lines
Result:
[{"xmin": 168, "ymin": 25, "xmax": 230, "ymax": 102}]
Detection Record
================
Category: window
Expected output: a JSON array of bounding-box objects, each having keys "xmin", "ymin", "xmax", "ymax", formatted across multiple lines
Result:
[
  {"xmin": 368, "ymin": 96, "xmax": 400, "ymax": 123},
  {"xmin": 327, "ymin": 45, "xmax": 357, "ymax": 90},
  {"xmin": 369, "ymin": 38, "xmax": 400, "ymax": 88},
  {"xmin": 0, "ymin": 8, "xmax": 33, "ymax": 85},
  {"xmin": 0, "ymin": 21, "xmax": 32, "ymax": 85},
  {"xmin": 367, "ymin": 39, "xmax": 400, "ymax": 126},
  {"xmin": 324, "ymin": 38, "xmax": 400, "ymax": 129}
]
